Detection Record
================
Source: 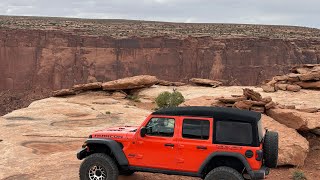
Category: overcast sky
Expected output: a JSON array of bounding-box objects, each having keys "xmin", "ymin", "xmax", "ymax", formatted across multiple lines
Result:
[{"xmin": 0, "ymin": 0, "xmax": 319, "ymax": 28}]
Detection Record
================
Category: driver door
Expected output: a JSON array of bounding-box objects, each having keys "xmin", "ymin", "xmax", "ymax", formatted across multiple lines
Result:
[{"xmin": 135, "ymin": 116, "xmax": 178, "ymax": 170}]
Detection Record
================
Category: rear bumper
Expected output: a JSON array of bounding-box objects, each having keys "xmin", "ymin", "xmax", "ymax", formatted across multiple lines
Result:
[{"xmin": 250, "ymin": 166, "xmax": 269, "ymax": 180}]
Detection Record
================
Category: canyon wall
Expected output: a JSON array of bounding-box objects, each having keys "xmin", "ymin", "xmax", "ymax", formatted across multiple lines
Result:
[{"xmin": 1, "ymin": 29, "xmax": 320, "ymax": 92}]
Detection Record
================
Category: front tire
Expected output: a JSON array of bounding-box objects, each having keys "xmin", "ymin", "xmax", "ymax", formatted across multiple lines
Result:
[
  {"xmin": 204, "ymin": 166, "xmax": 244, "ymax": 180},
  {"xmin": 79, "ymin": 153, "xmax": 119, "ymax": 180}
]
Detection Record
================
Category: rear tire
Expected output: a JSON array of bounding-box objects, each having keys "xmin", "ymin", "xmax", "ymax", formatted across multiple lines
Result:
[
  {"xmin": 263, "ymin": 131, "xmax": 279, "ymax": 168},
  {"xmin": 79, "ymin": 153, "xmax": 119, "ymax": 180},
  {"xmin": 204, "ymin": 166, "xmax": 244, "ymax": 180}
]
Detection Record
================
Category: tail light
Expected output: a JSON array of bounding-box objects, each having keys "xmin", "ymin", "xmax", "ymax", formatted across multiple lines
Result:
[{"xmin": 256, "ymin": 150, "xmax": 263, "ymax": 161}]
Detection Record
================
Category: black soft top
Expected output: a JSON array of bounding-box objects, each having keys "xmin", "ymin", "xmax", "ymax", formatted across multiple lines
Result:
[{"xmin": 152, "ymin": 106, "xmax": 261, "ymax": 123}]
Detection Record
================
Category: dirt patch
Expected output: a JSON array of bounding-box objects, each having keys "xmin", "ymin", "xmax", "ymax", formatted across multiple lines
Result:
[
  {"xmin": 5, "ymin": 116, "xmax": 35, "ymax": 120},
  {"xmin": 21, "ymin": 141, "xmax": 80, "ymax": 155},
  {"xmin": 2, "ymin": 173, "xmax": 33, "ymax": 180}
]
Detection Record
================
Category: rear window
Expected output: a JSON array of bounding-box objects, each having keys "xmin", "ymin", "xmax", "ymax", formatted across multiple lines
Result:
[
  {"xmin": 182, "ymin": 119, "xmax": 210, "ymax": 140},
  {"xmin": 215, "ymin": 120, "xmax": 253, "ymax": 145}
]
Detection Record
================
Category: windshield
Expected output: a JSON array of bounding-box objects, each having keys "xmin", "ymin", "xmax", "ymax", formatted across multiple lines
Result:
[{"xmin": 258, "ymin": 120, "xmax": 264, "ymax": 142}]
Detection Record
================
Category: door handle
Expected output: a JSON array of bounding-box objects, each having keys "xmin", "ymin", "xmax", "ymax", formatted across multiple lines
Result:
[
  {"xmin": 164, "ymin": 143, "xmax": 175, "ymax": 147},
  {"xmin": 197, "ymin": 146, "xmax": 207, "ymax": 150}
]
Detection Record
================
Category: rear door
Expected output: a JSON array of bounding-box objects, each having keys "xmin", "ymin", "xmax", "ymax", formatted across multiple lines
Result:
[{"xmin": 176, "ymin": 117, "xmax": 213, "ymax": 172}]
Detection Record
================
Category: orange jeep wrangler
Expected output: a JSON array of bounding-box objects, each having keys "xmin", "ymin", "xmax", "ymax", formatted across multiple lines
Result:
[{"xmin": 77, "ymin": 107, "xmax": 278, "ymax": 180}]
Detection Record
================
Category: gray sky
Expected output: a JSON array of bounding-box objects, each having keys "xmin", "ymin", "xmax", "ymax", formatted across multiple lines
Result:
[{"xmin": 0, "ymin": 0, "xmax": 319, "ymax": 28}]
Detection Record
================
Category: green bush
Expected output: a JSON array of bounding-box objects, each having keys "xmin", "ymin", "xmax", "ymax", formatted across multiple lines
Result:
[
  {"xmin": 155, "ymin": 91, "xmax": 184, "ymax": 109},
  {"xmin": 292, "ymin": 170, "xmax": 307, "ymax": 180}
]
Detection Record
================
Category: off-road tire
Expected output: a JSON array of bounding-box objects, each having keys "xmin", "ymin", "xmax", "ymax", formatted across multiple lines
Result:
[
  {"xmin": 79, "ymin": 153, "xmax": 119, "ymax": 180},
  {"xmin": 120, "ymin": 170, "xmax": 135, "ymax": 176},
  {"xmin": 263, "ymin": 131, "xmax": 279, "ymax": 168},
  {"xmin": 204, "ymin": 166, "xmax": 244, "ymax": 180}
]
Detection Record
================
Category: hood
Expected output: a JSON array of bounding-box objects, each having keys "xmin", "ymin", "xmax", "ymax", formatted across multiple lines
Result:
[{"xmin": 91, "ymin": 126, "xmax": 138, "ymax": 140}]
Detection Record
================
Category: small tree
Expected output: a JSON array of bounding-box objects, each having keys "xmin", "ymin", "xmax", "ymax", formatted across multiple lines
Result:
[{"xmin": 155, "ymin": 91, "xmax": 184, "ymax": 109}]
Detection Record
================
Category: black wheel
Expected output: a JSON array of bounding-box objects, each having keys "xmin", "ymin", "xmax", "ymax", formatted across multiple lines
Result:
[
  {"xmin": 79, "ymin": 153, "xmax": 119, "ymax": 180},
  {"xmin": 120, "ymin": 170, "xmax": 135, "ymax": 176},
  {"xmin": 204, "ymin": 166, "xmax": 244, "ymax": 180},
  {"xmin": 263, "ymin": 131, "xmax": 279, "ymax": 168}
]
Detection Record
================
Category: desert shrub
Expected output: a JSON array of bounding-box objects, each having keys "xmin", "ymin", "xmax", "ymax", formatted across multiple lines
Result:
[
  {"xmin": 292, "ymin": 170, "xmax": 307, "ymax": 180},
  {"xmin": 155, "ymin": 91, "xmax": 184, "ymax": 109},
  {"xmin": 105, "ymin": 111, "xmax": 111, "ymax": 114},
  {"xmin": 126, "ymin": 95, "xmax": 140, "ymax": 102}
]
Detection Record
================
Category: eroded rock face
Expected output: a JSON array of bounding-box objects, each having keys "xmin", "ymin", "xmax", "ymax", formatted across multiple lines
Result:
[
  {"xmin": 261, "ymin": 115, "xmax": 309, "ymax": 166},
  {"xmin": 267, "ymin": 108, "xmax": 320, "ymax": 131},
  {"xmin": 102, "ymin": 75, "xmax": 158, "ymax": 90}
]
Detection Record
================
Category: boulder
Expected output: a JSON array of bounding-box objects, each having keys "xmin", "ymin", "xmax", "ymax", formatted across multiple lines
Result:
[
  {"xmin": 250, "ymin": 106, "xmax": 265, "ymax": 113},
  {"xmin": 287, "ymin": 73, "xmax": 300, "ymax": 82},
  {"xmin": 233, "ymin": 101, "xmax": 252, "ymax": 110},
  {"xmin": 261, "ymin": 85, "xmax": 276, "ymax": 92},
  {"xmin": 267, "ymin": 108, "xmax": 320, "ymax": 131},
  {"xmin": 216, "ymin": 96, "xmax": 246, "ymax": 104},
  {"xmin": 157, "ymin": 80, "xmax": 185, "ymax": 86},
  {"xmin": 261, "ymin": 115, "xmax": 309, "ymax": 166},
  {"xmin": 52, "ymin": 89, "xmax": 76, "ymax": 97},
  {"xmin": 72, "ymin": 82, "xmax": 102, "ymax": 91},
  {"xmin": 102, "ymin": 75, "xmax": 158, "ymax": 90},
  {"xmin": 298, "ymin": 72, "xmax": 320, "ymax": 81},
  {"xmin": 180, "ymin": 96, "xmax": 224, "ymax": 107},
  {"xmin": 243, "ymin": 88, "xmax": 262, "ymax": 101},
  {"xmin": 261, "ymin": 96, "xmax": 272, "ymax": 103},
  {"xmin": 189, "ymin": 78, "xmax": 222, "ymax": 87},
  {"xmin": 274, "ymin": 75, "xmax": 289, "ymax": 81},
  {"xmin": 286, "ymin": 84, "xmax": 301, "ymax": 92},
  {"xmin": 265, "ymin": 101, "xmax": 276, "ymax": 110},
  {"xmin": 296, "ymin": 81, "xmax": 320, "ymax": 89},
  {"xmin": 111, "ymin": 91, "xmax": 127, "ymax": 99},
  {"xmin": 275, "ymin": 83, "xmax": 288, "ymax": 91}
]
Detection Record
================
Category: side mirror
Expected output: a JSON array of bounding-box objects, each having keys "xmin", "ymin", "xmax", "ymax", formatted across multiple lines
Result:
[{"xmin": 140, "ymin": 127, "xmax": 147, "ymax": 137}]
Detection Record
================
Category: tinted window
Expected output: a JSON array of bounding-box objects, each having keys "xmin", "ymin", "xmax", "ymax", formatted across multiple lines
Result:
[
  {"xmin": 215, "ymin": 121, "xmax": 252, "ymax": 145},
  {"xmin": 182, "ymin": 119, "xmax": 210, "ymax": 140},
  {"xmin": 145, "ymin": 118, "xmax": 175, "ymax": 137}
]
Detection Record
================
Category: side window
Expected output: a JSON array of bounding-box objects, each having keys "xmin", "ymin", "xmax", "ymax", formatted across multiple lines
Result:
[
  {"xmin": 182, "ymin": 119, "xmax": 210, "ymax": 140},
  {"xmin": 215, "ymin": 120, "xmax": 253, "ymax": 145},
  {"xmin": 145, "ymin": 118, "xmax": 175, "ymax": 137}
]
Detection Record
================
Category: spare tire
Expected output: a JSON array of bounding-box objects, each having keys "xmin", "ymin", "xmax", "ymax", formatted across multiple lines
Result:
[{"xmin": 263, "ymin": 131, "xmax": 279, "ymax": 168}]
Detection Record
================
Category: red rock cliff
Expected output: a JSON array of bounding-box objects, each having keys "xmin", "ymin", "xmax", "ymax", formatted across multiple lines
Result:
[{"xmin": 1, "ymin": 28, "xmax": 320, "ymax": 91}]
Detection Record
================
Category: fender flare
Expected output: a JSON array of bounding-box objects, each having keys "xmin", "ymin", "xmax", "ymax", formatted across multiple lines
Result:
[
  {"xmin": 198, "ymin": 152, "xmax": 253, "ymax": 176},
  {"xmin": 80, "ymin": 138, "xmax": 129, "ymax": 166}
]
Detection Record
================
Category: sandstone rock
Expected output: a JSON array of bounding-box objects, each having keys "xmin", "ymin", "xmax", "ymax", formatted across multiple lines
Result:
[
  {"xmin": 261, "ymin": 85, "xmax": 276, "ymax": 92},
  {"xmin": 261, "ymin": 115, "xmax": 309, "ymax": 166},
  {"xmin": 261, "ymin": 96, "xmax": 272, "ymax": 103},
  {"xmin": 180, "ymin": 96, "xmax": 224, "ymax": 107},
  {"xmin": 233, "ymin": 101, "xmax": 252, "ymax": 110},
  {"xmin": 87, "ymin": 76, "xmax": 98, "ymax": 83},
  {"xmin": 275, "ymin": 83, "xmax": 288, "ymax": 91},
  {"xmin": 243, "ymin": 88, "xmax": 262, "ymax": 101},
  {"xmin": 189, "ymin": 78, "xmax": 222, "ymax": 87},
  {"xmin": 52, "ymin": 89, "xmax": 76, "ymax": 97},
  {"xmin": 296, "ymin": 67, "xmax": 311, "ymax": 74},
  {"xmin": 296, "ymin": 81, "xmax": 320, "ymax": 89},
  {"xmin": 274, "ymin": 75, "xmax": 289, "ymax": 81},
  {"xmin": 298, "ymin": 72, "xmax": 320, "ymax": 81},
  {"xmin": 286, "ymin": 85, "xmax": 301, "ymax": 92},
  {"xmin": 102, "ymin": 75, "xmax": 158, "ymax": 90},
  {"xmin": 287, "ymin": 73, "xmax": 300, "ymax": 82},
  {"xmin": 266, "ymin": 79, "xmax": 277, "ymax": 86},
  {"xmin": 267, "ymin": 108, "xmax": 320, "ymax": 131},
  {"xmin": 216, "ymin": 96, "xmax": 246, "ymax": 103},
  {"xmin": 72, "ymin": 82, "xmax": 102, "ymax": 91},
  {"xmin": 250, "ymin": 106, "xmax": 265, "ymax": 113},
  {"xmin": 157, "ymin": 80, "xmax": 185, "ymax": 86},
  {"xmin": 265, "ymin": 101, "xmax": 276, "ymax": 110}
]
